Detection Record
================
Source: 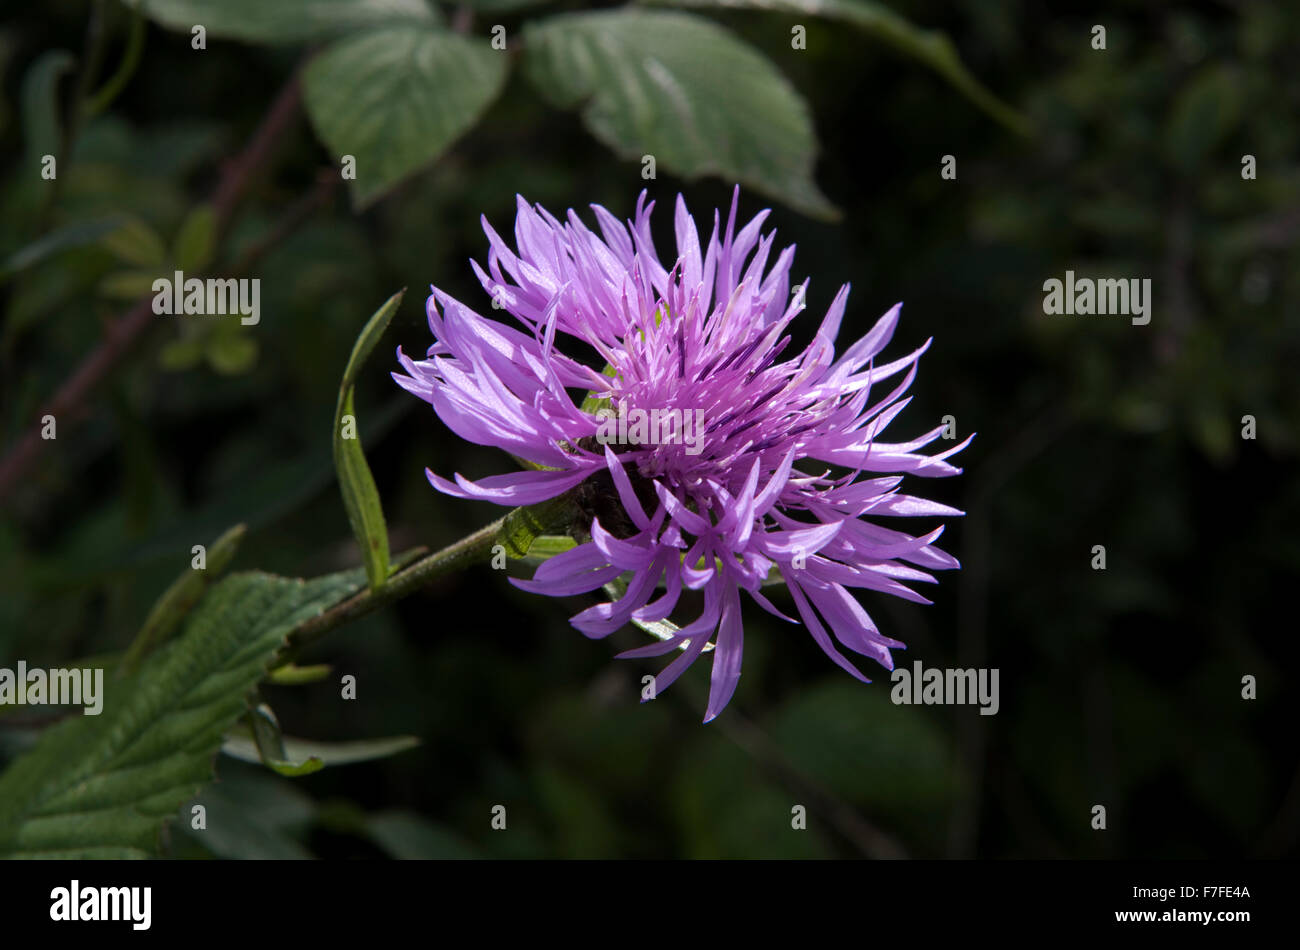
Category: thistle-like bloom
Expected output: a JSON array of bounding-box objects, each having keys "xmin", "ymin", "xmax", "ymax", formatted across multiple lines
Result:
[{"xmin": 395, "ymin": 189, "xmax": 971, "ymax": 721}]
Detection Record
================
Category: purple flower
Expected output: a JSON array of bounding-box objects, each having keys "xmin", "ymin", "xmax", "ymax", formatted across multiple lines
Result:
[{"xmin": 395, "ymin": 189, "xmax": 971, "ymax": 721}]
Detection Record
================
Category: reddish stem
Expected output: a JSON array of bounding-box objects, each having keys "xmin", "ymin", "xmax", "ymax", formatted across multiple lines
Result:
[{"xmin": 0, "ymin": 72, "xmax": 305, "ymax": 503}]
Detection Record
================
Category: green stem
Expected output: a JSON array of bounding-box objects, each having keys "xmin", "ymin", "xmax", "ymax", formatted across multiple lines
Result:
[
  {"xmin": 82, "ymin": 8, "xmax": 145, "ymax": 119},
  {"xmin": 280, "ymin": 517, "xmax": 506, "ymax": 658}
]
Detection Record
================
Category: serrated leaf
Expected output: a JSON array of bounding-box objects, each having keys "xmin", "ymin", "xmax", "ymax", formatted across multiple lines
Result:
[
  {"xmin": 0, "ymin": 568, "xmax": 367, "ymax": 858},
  {"xmin": 121, "ymin": 523, "xmax": 246, "ymax": 673},
  {"xmin": 173, "ymin": 204, "xmax": 216, "ymax": 272},
  {"xmin": 644, "ymin": 0, "xmax": 1031, "ymax": 136},
  {"xmin": 125, "ymin": 0, "xmax": 442, "ymax": 46},
  {"xmin": 303, "ymin": 28, "xmax": 509, "ymax": 209},
  {"xmin": 523, "ymin": 10, "xmax": 836, "ymax": 219},
  {"xmin": 333, "ymin": 291, "xmax": 404, "ymax": 590}
]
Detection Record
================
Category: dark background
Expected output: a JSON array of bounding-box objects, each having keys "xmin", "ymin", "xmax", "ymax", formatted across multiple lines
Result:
[{"xmin": 1, "ymin": 0, "xmax": 1296, "ymax": 858}]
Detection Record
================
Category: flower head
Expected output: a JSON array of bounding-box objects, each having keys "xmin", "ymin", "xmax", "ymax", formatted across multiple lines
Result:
[{"xmin": 395, "ymin": 189, "xmax": 971, "ymax": 720}]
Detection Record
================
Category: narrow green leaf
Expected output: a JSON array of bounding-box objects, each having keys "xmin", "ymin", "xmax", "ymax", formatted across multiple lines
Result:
[
  {"xmin": 303, "ymin": 28, "xmax": 509, "ymax": 209},
  {"xmin": 523, "ymin": 10, "xmax": 837, "ymax": 219},
  {"xmin": 0, "ymin": 216, "xmax": 125, "ymax": 284},
  {"xmin": 125, "ymin": 0, "xmax": 442, "ymax": 45},
  {"xmin": 340, "ymin": 288, "xmax": 404, "ymax": 392},
  {"xmin": 21, "ymin": 50, "xmax": 74, "ymax": 165},
  {"xmin": 265, "ymin": 663, "xmax": 332, "ymax": 685},
  {"xmin": 82, "ymin": 8, "xmax": 147, "ymax": 119},
  {"xmin": 260, "ymin": 758, "xmax": 327, "ymax": 777},
  {"xmin": 335, "ymin": 388, "xmax": 389, "ymax": 590},
  {"xmin": 222, "ymin": 731, "xmax": 420, "ymax": 774},
  {"xmin": 644, "ymin": 0, "xmax": 1031, "ymax": 136},
  {"xmin": 248, "ymin": 703, "xmax": 288, "ymax": 763},
  {"xmin": 333, "ymin": 290, "xmax": 404, "ymax": 591},
  {"xmin": 0, "ymin": 568, "xmax": 367, "ymax": 858}
]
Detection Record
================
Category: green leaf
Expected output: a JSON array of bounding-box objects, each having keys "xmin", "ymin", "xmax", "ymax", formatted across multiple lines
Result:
[
  {"xmin": 518, "ymin": 534, "xmax": 577, "ymax": 566},
  {"xmin": 205, "ymin": 332, "xmax": 259, "ymax": 375},
  {"xmin": 21, "ymin": 50, "xmax": 74, "ymax": 164},
  {"xmin": 340, "ymin": 288, "xmax": 403, "ymax": 392},
  {"xmin": 770, "ymin": 681, "xmax": 964, "ymax": 819},
  {"xmin": 303, "ymin": 28, "xmax": 509, "ymax": 209},
  {"xmin": 0, "ymin": 216, "xmax": 125, "ymax": 284},
  {"xmin": 367, "ymin": 811, "xmax": 481, "ymax": 859},
  {"xmin": 125, "ymin": 0, "xmax": 442, "ymax": 46},
  {"xmin": 523, "ymin": 10, "xmax": 836, "ymax": 219},
  {"xmin": 158, "ymin": 337, "xmax": 204, "ymax": 371},
  {"xmin": 100, "ymin": 215, "xmax": 167, "ymax": 268},
  {"xmin": 457, "ymin": 0, "xmax": 550, "ymax": 11},
  {"xmin": 120, "ymin": 523, "xmax": 246, "ymax": 673},
  {"xmin": 0, "ymin": 568, "xmax": 367, "ymax": 858},
  {"xmin": 265, "ymin": 663, "xmax": 332, "ymax": 685},
  {"xmin": 97, "ymin": 270, "xmax": 159, "ymax": 300},
  {"xmin": 1165, "ymin": 65, "xmax": 1244, "ymax": 173},
  {"xmin": 222, "ymin": 730, "xmax": 420, "ymax": 775},
  {"xmin": 178, "ymin": 768, "xmax": 315, "ymax": 859},
  {"xmin": 173, "ymin": 204, "xmax": 216, "ymax": 272},
  {"xmin": 499, "ymin": 494, "xmax": 580, "ymax": 558},
  {"xmin": 333, "ymin": 290, "xmax": 404, "ymax": 591},
  {"xmin": 247, "ymin": 703, "xmax": 288, "ymax": 764},
  {"xmin": 579, "ymin": 362, "xmax": 618, "ymax": 415},
  {"xmin": 643, "ymin": 0, "xmax": 1031, "ymax": 136}
]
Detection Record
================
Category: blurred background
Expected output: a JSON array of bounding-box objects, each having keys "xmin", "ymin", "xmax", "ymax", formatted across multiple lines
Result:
[{"xmin": 0, "ymin": 0, "xmax": 1296, "ymax": 858}]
